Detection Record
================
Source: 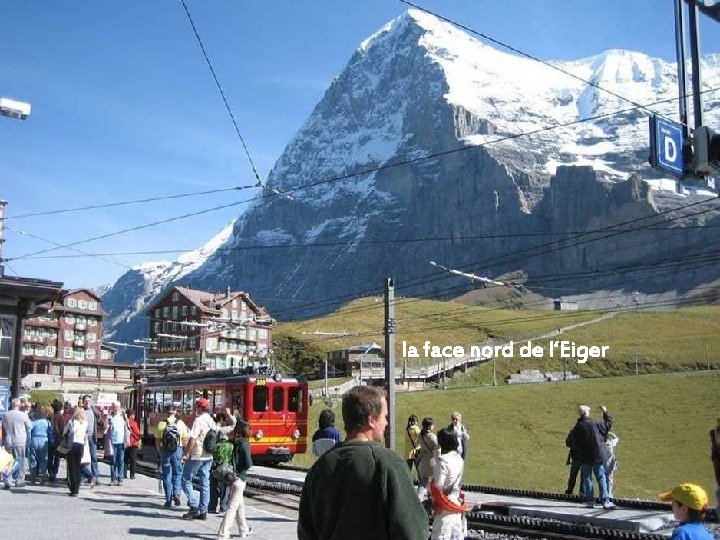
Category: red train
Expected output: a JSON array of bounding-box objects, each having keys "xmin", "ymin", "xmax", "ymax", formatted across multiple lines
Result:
[{"xmin": 120, "ymin": 368, "xmax": 309, "ymax": 464}]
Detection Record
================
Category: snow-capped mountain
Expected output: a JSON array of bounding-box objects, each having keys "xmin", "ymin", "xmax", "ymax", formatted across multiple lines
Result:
[
  {"xmin": 102, "ymin": 222, "xmax": 234, "ymax": 356},
  {"xmin": 104, "ymin": 10, "xmax": 720, "ymax": 359}
]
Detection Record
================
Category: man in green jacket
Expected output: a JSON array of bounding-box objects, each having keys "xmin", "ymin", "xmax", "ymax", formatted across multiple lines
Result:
[{"xmin": 298, "ymin": 386, "xmax": 428, "ymax": 540}]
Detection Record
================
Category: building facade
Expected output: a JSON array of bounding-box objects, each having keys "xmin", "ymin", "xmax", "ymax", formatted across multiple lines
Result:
[
  {"xmin": 147, "ymin": 286, "xmax": 273, "ymax": 370},
  {"xmin": 20, "ymin": 289, "xmax": 132, "ymax": 393},
  {"xmin": 0, "ymin": 275, "xmax": 64, "ymax": 410},
  {"xmin": 327, "ymin": 342, "xmax": 385, "ymax": 377}
]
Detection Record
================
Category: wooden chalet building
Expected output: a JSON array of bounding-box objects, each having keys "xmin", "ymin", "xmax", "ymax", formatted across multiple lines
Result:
[{"xmin": 146, "ymin": 286, "xmax": 273, "ymax": 370}]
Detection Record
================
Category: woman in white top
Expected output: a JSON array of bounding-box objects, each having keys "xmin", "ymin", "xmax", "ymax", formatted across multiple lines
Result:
[
  {"xmin": 431, "ymin": 427, "xmax": 466, "ymax": 540},
  {"xmin": 64, "ymin": 406, "xmax": 88, "ymax": 496}
]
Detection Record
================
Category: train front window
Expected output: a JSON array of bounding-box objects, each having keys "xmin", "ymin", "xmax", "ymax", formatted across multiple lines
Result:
[
  {"xmin": 288, "ymin": 387, "xmax": 302, "ymax": 413},
  {"xmin": 272, "ymin": 387, "xmax": 283, "ymax": 412},
  {"xmin": 253, "ymin": 385, "xmax": 268, "ymax": 412}
]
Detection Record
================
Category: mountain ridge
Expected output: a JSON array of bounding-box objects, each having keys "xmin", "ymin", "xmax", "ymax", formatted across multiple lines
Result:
[{"xmin": 101, "ymin": 9, "xmax": 720, "ymax": 361}]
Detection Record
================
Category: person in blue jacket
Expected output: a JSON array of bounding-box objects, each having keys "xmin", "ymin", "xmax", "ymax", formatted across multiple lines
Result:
[{"xmin": 659, "ymin": 483, "xmax": 713, "ymax": 540}]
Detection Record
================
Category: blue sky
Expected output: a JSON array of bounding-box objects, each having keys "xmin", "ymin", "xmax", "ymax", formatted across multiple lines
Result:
[{"xmin": 1, "ymin": 1, "xmax": 718, "ymax": 289}]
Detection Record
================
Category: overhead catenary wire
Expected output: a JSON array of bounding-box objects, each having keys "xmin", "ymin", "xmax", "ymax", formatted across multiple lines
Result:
[
  {"xmin": 178, "ymin": 0, "xmax": 262, "ymax": 187},
  {"xmin": 3, "ymin": 185, "xmax": 250, "ymax": 221}
]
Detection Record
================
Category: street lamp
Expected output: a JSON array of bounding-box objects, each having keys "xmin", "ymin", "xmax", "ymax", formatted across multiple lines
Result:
[{"xmin": 0, "ymin": 98, "xmax": 31, "ymax": 120}]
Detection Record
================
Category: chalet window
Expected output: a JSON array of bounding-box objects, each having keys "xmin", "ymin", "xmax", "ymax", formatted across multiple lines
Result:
[
  {"xmin": 101, "ymin": 350, "xmax": 110, "ymax": 360},
  {"xmin": 182, "ymin": 305, "xmax": 187, "ymax": 317},
  {"xmin": 172, "ymin": 292, "xmax": 180, "ymax": 302},
  {"xmin": 258, "ymin": 329, "xmax": 268, "ymax": 339},
  {"xmin": 78, "ymin": 300, "xmax": 87, "ymax": 309},
  {"xmin": 163, "ymin": 307, "xmax": 170, "ymax": 317},
  {"xmin": 155, "ymin": 308, "xmax": 160, "ymax": 318},
  {"xmin": 88, "ymin": 318, "xmax": 97, "ymax": 327},
  {"xmin": 86, "ymin": 349, "xmax": 96, "ymax": 360},
  {"xmin": 35, "ymin": 346, "xmax": 45, "ymax": 357},
  {"xmin": 191, "ymin": 306, "xmax": 197, "ymax": 315},
  {"xmin": 66, "ymin": 298, "xmax": 77, "ymax": 308},
  {"xmin": 23, "ymin": 344, "xmax": 33, "ymax": 355},
  {"xmin": 74, "ymin": 349, "xmax": 85, "ymax": 360},
  {"xmin": 46, "ymin": 346, "xmax": 56, "ymax": 357},
  {"xmin": 64, "ymin": 330, "xmax": 73, "ymax": 340},
  {"xmin": 154, "ymin": 322, "xmax": 160, "ymax": 333},
  {"xmin": 88, "ymin": 301, "xmax": 97, "ymax": 311},
  {"xmin": 64, "ymin": 365, "xmax": 79, "ymax": 378},
  {"xmin": 87, "ymin": 333, "xmax": 97, "ymax": 343},
  {"xmin": 63, "ymin": 348, "xmax": 73, "ymax": 359},
  {"xmin": 65, "ymin": 315, "xmax": 74, "ymax": 324}
]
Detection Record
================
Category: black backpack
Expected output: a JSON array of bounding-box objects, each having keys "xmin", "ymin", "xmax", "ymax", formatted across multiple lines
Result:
[
  {"xmin": 202, "ymin": 428, "xmax": 219, "ymax": 453},
  {"xmin": 162, "ymin": 421, "xmax": 181, "ymax": 452}
]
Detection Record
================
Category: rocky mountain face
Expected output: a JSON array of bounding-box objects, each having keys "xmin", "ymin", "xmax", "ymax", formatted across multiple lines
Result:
[{"xmin": 103, "ymin": 10, "xmax": 720, "ymax": 360}]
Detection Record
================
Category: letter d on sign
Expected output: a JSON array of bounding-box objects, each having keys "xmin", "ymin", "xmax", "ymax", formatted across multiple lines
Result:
[{"xmin": 664, "ymin": 136, "xmax": 677, "ymax": 163}]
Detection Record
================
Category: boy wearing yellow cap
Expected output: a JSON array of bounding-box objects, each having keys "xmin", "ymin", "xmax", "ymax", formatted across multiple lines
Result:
[{"xmin": 658, "ymin": 483, "xmax": 713, "ymax": 540}]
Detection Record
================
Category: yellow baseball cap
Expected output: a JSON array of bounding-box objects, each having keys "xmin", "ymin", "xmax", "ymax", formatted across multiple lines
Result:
[{"xmin": 658, "ymin": 483, "xmax": 708, "ymax": 511}]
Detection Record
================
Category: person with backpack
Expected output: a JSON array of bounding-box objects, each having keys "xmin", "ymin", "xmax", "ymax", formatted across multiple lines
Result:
[
  {"xmin": 209, "ymin": 430, "xmax": 234, "ymax": 514},
  {"xmin": 217, "ymin": 420, "xmax": 253, "ymax": 540},
  {"xmin": 156, "ymin": 404, "xmax": 188, "ymax": 508},
  {"xmin": 181, "ymin": 397, "xmax": 217, "ymax": 520},
  {"xmin": 404, "ymin": 415, "xmax": 421, "ymax": 475}
]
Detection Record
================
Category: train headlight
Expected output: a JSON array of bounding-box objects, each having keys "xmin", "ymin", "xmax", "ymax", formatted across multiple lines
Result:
[
  {"xmin": 254, "ymin": 430, "xmax": 264, "ymax": 440},
  {"xmin": 292, "ymin": 429, "xmax": 300, "ymax": 440}
]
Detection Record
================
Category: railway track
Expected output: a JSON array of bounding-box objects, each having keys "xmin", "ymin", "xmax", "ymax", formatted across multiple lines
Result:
[{"xmin": 135, "ymin": 459, "xmax": 720, "ymax": 539}]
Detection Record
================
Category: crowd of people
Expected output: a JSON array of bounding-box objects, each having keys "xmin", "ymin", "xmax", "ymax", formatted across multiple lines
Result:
[
  {"xmin": 2, "ymin": 389, "xmax": 718, "ymax": 540},
  {"xmin": 0, "ymin": 394, "xmax": 253, "ymax": 539}
]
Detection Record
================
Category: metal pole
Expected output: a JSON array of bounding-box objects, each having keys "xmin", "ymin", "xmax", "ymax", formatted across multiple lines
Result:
[
  {"xmin": 687, "ymin": 0, "xmax": 704, "ymax": 129},
  {"xmin": 492, "ymin": 356, "xmax": 497, "ymax": 386},
  {"xmin": 635, "ymin": 347, "xmax": 639, "ymax": 375},
  {"xmin": 706, "ymin": 342, "xmax": 710, "ymax": 370},
  {"xmin": 674, "ymin": 0, "xmax": 690, "ymax": 141},
  {"xmin": 384, "ymin": 277, "xmax": 396, "ymax": 450},
  {"xmin": 324, "ymin": 358, "xmax": 328, "ymax": 396},
  {"xmin": 0, "ymin": 200, "xmax": 7, "ymax": 278}
]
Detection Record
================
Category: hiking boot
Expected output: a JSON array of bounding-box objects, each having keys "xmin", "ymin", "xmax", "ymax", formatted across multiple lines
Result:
[
  {"xmin": 183, "ymin": 508, "xmax": 198, "ymax": 520},
  {"xmin": 193, "ymin": 512, "xmax": 207, "ymax": 520},
  {"xmin": 602, "ymin": 501, "xmax": 616, "ymax": 509},
  {"xmin": 173, "ymin": 495, "xmax": 181, "ymax": 506},
  {"xmin": 164, "ymin": 500, "xmax": 172, "ymax": 508}
]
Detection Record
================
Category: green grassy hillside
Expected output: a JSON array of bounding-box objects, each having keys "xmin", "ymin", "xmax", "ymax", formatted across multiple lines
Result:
[
  {"xmin": 297, "ymin": 371, "xmax": 720, "ymax": 500},
  {"xmin": 277, "ymin": 296, "xmax": 598, "ymax": 359},
  {"xmin": 278, "ymin": 298, "xmax": 720, "ymax": 381}
]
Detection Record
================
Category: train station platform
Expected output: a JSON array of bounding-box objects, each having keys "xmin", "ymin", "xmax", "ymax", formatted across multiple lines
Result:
[{"xmin": 0, "ymin": 461, "xmax": 299, "ymax": 540}]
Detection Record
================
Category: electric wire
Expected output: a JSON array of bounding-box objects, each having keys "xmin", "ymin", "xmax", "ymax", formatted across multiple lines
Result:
[
  {"xmin": 178, "ymin": 0, "xmax": 262, "ymax": 186},
  {"xmin": 8, "ymin": 90, "xmax": 717, "ymax": 266},
  {"xmin": 4, "ymin": 186, "xmax": 249, "ymax": 221},
  {"xmin": 398, "ymin": 0, "xmax": 683, "ymax": 125},
  {"xmin": 7, "ymin": 200, "xmax": 247, "ymax": 261}
]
